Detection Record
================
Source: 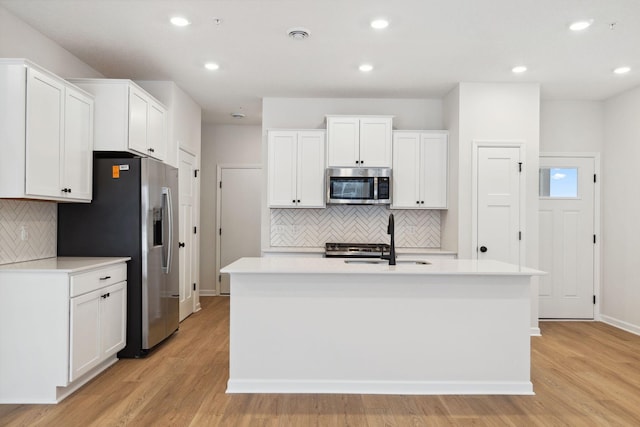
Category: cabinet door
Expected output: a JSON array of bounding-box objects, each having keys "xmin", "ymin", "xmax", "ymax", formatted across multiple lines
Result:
[
  {"xmin": 147, "ymin": 100, "xmax": 167, "ymax": 161},
  {"xmin": 69, "ymin": 289, "xmax": 101, "ymax": 382},
  {"xmin": 359, "ymin": 117, "xmax": 392, "ymax": 167},
  {"xmin": 62, "ymin": 88, "xmax": 94, "ymax": 201},
  {"xmin": 101, "ymin": 282, "xmax": 127, "ymax": 357},
  {"xmin": 421, "ymin": 133, "xmax": 448, "ymax": 209},
  {"xmin": 296, "ymin": 131, "xmax": 325, "ymax": 208},
  {"xmin": 25, "ymin": 67, "xmax": 64, "ymax": 198},
  {"xmin": 268, "ymin": 131, "xmax": 297, "ymax": 207},
  {"xmin": 391, "ymin": 132, "xmax": 421, "ymax": 209},
  {"xmin": 327, "ymin": 117, "xmax": 360, "ymax": 167},
  {"xmin": 128, "ymin": 86, "xmax": 148, "ymax": 155}
]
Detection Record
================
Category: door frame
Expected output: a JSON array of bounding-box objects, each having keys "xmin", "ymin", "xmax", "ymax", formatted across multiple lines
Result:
[
  {"xmin": 215, "ymin": 164, "xmax": 262, "ymax": 296},
  {"xmin": 539, "ymin": 152, "xmax": 601, "ymax": 320},
  {"xmin": 471, "ymin": 141, "xmax": 526, "ymax": 264},
  {"xmin": 179, "ymin": 147, "xmax": 201, "ymax": 314}
]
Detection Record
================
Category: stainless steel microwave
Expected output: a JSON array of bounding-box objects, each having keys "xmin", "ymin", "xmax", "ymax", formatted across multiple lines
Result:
[{"xmin": 326, "ymin": 167, "xmax": 391, "ymax": 205}]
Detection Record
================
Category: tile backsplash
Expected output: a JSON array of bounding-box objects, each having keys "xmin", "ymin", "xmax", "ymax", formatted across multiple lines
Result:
[
  {"xmin": 0, "ymin": 200, "xmax": 57, "ymax": 265},
  {"xmin": 271, "ymin": 205, "xmax": 440, "ymax": 247}
]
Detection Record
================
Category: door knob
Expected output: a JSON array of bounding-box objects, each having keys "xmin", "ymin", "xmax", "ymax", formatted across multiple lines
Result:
[
  {"xmin": 480, "ymin": 246, "xmax": 488, "ymax": 253},
  {"xmin": 179, "ymin": 242, "xmax": 185, "ymax": 248}
]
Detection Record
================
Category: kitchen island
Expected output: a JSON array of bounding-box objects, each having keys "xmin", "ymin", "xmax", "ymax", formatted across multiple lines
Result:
[{"xmin": 221, "ymin": 257, "xmax": 544, "ymax": 395}]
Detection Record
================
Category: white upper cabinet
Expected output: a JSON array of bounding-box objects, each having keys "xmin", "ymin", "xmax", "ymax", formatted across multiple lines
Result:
[
  {"xmin": 392, "ymin": 131, "xmax": 448, "ymax": 209},
  {"xmin": 62, "ymin": 88, "xmax": 94, "ymax": 201},
  {"xmin": 268, "ymin": 130, "xmax": 325, "ymax": 208},
  {"xmin": 326, "ymin": 116, "xmax": 392, "ymax": 168},
  {"xmin": 0, "ymin": 59, "xmax": 94, "ymax": 202},
  {"xmin": 68, "ymin": 79, "xmax": 168, "ymax": 162}
]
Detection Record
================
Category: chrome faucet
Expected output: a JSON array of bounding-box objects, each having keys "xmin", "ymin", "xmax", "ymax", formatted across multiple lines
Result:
[{"xmin": 381, "ymin": 213, "xmax": 396, "ymax": 265}]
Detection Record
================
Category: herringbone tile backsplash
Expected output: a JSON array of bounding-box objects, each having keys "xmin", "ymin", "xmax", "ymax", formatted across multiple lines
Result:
[
  {"xmin": 0, "ymin": 200, "xmax": 57, "ymax": 265},
  {"xmin": 271, "ymin": 206, "xmax": 440, "ymax": 247}
]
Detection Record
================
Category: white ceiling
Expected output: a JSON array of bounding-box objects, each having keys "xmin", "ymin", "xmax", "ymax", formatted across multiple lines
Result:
[{"xmin": 2, "ymin": 0, "xmax": 639, "ymax": 125}]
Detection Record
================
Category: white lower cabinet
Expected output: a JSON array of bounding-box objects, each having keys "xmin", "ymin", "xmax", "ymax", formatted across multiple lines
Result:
[
  {"xmin": 0, "ymin": 258, "xmax": 128, "ymax": 404},
  {"xmin": 70, "ymin": 281, "xmax": 126, "ymax": 382}
]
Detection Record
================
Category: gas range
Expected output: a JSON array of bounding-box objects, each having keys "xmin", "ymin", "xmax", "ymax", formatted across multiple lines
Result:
[{"xmin": 324, "ymin": 242, "xmax": 391, "ymax": 258}]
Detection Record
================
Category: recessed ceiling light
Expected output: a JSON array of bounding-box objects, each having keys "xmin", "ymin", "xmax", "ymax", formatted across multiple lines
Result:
[
  {"xmin": 371, "ymin": 19, "xmax": 389, "ymax": 29},
  {"xmin": 170, "ymin": 16, "xmax": 191, "ymax": 27},
  {"xmin": 204, "ymin": 62, "xmax": 219, "ymax": 71},
  {"xmin": 569, "ymin": 20, "xmax": 593, "ymax": 31},
  {"xmin": 287, "ymin": 27, "xmax": 310, "ymax": 40},
  {"xmin": 512, "ymin": 65, "xmax": 527, "ymax": 73},
  {"xmin": 613, "ymin": 66, "xmax": 631, "ymax": 74},
  {"xmin": 359, "ymin": 64, "xmax": 374, "ymax": 72}
]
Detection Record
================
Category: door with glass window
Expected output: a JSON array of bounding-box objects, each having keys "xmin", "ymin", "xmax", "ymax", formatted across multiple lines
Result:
[{"xmin": 539, "ymin": 156, "xmax": 595, "ymax": 319}]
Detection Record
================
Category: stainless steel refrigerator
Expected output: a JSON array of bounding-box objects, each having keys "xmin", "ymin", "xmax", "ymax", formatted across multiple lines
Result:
[{"xmin": 58, "ymin": 154, "xmax": 179, "ymax": 358}]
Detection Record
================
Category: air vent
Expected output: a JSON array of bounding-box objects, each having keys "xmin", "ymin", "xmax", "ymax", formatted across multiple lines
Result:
[{"xmin": 287, "ymin": 27, "xmax": 310, "ymax": 40}]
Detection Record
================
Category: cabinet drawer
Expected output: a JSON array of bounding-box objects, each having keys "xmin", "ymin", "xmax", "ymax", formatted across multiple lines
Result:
[{"xmin": 70, "ymin": 263, "xmax": 126, "ymax": 297}]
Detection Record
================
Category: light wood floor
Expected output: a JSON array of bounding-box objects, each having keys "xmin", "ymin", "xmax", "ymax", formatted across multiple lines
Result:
[{"xmin": 2, "ymin": 297, "xmax": 640, "ymax": 426}]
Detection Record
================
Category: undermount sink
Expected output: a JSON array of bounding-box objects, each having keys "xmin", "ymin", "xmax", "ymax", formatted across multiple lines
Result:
[{"xmin": 343, "ymin": 260, "xmax": 430, "ymax": 265}]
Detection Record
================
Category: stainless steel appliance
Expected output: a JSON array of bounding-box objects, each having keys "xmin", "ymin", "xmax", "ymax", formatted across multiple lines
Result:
[
  {"xmin": 325, "ymin": 242, "xmax": 391, "ymax": 258},
  {"xmin": 57, "ymin": 154, "xmax": 179, "ymax": 358},
  {"xmin": 326, "ymin": 167, "xmax": 391, "ymax": 205}
]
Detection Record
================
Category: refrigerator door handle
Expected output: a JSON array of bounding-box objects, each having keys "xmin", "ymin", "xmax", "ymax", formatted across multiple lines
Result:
[{"xmin": 162, "ymin": 186, "xmax": 174, "ymax": 274}]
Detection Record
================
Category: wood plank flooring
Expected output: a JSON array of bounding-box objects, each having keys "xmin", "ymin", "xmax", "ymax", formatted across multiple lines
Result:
[{"xmin": 2, "ymin": 297, "xmax": 640, "ymax": 426}]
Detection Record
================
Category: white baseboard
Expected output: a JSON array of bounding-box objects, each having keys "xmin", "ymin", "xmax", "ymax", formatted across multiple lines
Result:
[
  {"xmin": 600, "ymin": 315, "xmax": 640, "ymax": 336},
  {"xmin": 530, "ymin": 327, "xmax": 541, "ymax": 336},
  {"xmin": 199, "ymin": 290, "xmax": 217, "ymax": 296},
  {"xmin": 226, "ymin": 379, "xmax": 534, "ymax": 395}
]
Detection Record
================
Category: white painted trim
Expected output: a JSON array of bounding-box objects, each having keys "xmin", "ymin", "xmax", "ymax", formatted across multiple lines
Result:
[
  {"xmin": 179, "ymin": 147, "xmax": 201, "ymax": 317},
  {"xmin": 215, "ymin": 164, "xmax": 262, "ymax": 296},
  {"xmin": 539, "ymin": 153, "xmax": 601, "ymax": 321},
  {"xmin": 227, "ymin": 379, "xmax": 534, "ymax": 395},
  {"xmin": 600, "ymin": 315, "xmax": 640, "ymax": 337},
  {"xmin": 530, "ymin": 327, "xmax": 541, "ymax": 336},
  {"xmin": 471, "ymin": 141, "xmax": 526, "ymax": 265},
  {"xmin": 199, "ymin": 290, "xmax": 218, "ymax": 297},
  {"xmin": 178, "ymin": 145, "xmax": 198, "ymax": 157}
]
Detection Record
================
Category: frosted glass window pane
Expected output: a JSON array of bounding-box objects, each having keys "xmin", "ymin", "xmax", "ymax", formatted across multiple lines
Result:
[{"xmin": 539, "ymin": 168, "xmax": 578, "ymax": 198}]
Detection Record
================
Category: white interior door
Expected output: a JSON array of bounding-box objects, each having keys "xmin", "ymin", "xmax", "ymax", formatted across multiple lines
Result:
[
  {"xmin": 539, "ymin": 156, "xmax": 595, "ymax": 319},
  {"xmin": 178, "ymin": 150, "xmax": 196, "ymax": 321},
  {"xmin": 476, "ymin": 146, "xmax": 521, "ymax": 264},
  {"xmin": 219, "ymin": 167, "xmax": 262, "ymax": 295}
]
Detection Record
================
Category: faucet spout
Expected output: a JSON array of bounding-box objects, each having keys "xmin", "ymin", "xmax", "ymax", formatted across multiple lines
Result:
[{"xmin": 381, "ymin": 213, "xmax": 396, "ymax": 265}]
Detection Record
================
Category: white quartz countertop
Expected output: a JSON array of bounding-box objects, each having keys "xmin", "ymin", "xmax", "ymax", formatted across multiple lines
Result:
[
  {"xmin": 222, "ymin": 257, "xmax": 544, "ymax": 276},
  {"xmin": 0, "ymin": 257, "xmax": 131, "ymax": 273}
]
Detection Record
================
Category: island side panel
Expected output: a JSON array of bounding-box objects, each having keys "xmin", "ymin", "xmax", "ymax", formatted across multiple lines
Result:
[{"xmin": 227, "ymin": 272, "xmax": 532, "ymax": 395}]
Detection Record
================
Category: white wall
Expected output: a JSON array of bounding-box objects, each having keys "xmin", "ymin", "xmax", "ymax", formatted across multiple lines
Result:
[
  {"xmin": 540, "ymin": 100, "xmax": 603, "ymax": 153},
  {"xmin": 601, "ymin": 86, "xmax": 640, "ymax": 334},
  {"xmin": 262, "ymin": 98, "xmax": 443, "ymax": 130},
  {"xmin": 200, "ymin": 124, "xmax": 262, "ymax": 293},
  {"xmin": 441, "ymin": 86, "xmax": 460, "ymax": 252},
  {"xmin": 446, "ymin": 83, "xmax": 540, "ymax": 332},
  {"xmin": 455, "ymin": 83, "xmax": 540, "ymax": 264},
  {"xmin": 0, "ymin": 6, "xmax": 102, "ymax": 78}
]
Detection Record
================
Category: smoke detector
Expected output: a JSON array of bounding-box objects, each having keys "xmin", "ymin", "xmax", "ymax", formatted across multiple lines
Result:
[
  {"xmin": 287, "ymin": 27, "xmax": 310, "ymax": 40},
  {"xmin": 231, "ymin": 112, "xmax": 246, "ymax": 119}
]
